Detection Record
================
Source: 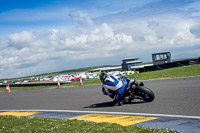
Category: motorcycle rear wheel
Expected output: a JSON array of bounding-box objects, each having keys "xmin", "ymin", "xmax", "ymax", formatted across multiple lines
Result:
[{"xmin": 134, "ymin": 86, "xmax": 155, "ymax": 102}]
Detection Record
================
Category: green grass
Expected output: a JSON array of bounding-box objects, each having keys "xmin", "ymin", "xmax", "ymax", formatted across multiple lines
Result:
[
  {"xmin": 0, "ymin": 116, "xmax": 179, "ymax": 133},
  {"xmin": 63, "ymin": 79, "xmax": 101, "ymax": 86},
  {"xmin": 129, "ymin": 64, "xmax": 200, "ymax": 80},
  {"xmin": 66, "ymin": 64, "xmax": 200, "ymax": 85}
]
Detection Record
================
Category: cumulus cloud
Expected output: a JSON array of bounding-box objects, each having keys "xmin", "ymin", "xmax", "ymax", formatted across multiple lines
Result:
[
  {"xmin": 0, "ymin": 22, "xmax": 134, "ymax": 78},
  {"xmin": 8, "ymin": 31, "xmax": 35, "ymax": 49},
  {"xmin": 148, "ymin": 20, "xmax": 160, "ymax": 30},
  {"xmin": 69, "ymin": 10, "xmax": 93, "ymax": 26},
  {"xmin": 190, "ymin": 24, "xmax": 200, "ymax": 38},
  {"xmin": 1, "ymin": 1, "xmax": 200, "ymax": 79}
]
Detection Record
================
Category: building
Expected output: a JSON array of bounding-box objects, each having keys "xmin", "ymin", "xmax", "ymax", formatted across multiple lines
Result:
[
  {"xmin": 152, "ymin": 52, "xmax": 171, "ymax": 65},
  {"xmin": 90, "ymin": 57, "xmax": 144, "ymax": 73},
  {"xmin": 90, "ymin": 66, "xmax": 122, "ymax": 73},
  {"xmin": 122, "ymin": 57, "xmax": 143, "ymax": 71},
  {"xmin": 130, "ymin": 63, "xmax": 153, "ymax": 72}
]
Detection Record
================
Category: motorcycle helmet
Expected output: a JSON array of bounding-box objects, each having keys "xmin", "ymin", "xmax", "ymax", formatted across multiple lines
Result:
[{"xmin": 99, "ymin": 72, "xmax": 107, "ymax": 82}]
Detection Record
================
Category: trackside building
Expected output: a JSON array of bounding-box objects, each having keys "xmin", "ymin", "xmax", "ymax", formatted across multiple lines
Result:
[
  {"xmin": 122, "ymin": 57, "xmax": 143, "ymax": 71},
  {"xmin": 90, "ymin": 57, "xmax": 144, "ymax": 72}
]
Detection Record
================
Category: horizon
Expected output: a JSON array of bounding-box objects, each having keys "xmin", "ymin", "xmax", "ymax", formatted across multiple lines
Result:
[{"xmin": 1, "ymin": 56, "xmax": 199, "ymax": 80}]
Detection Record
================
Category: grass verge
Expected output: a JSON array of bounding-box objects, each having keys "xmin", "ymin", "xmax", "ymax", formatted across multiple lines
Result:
[
  {"xmin": 129, "ymin": 64, "xmax": 200, "ymax": 80},
  {"xmin": 0, "ymin": 116, "xmax": 180, "ymax": 133},
  {"xmin": 67, "ymin": 64, "xmax": 200, "ymax": 85}
]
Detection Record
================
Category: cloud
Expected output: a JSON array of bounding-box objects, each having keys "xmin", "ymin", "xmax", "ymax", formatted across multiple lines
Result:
[
  {"xmin": 148, "ymin": 20, "xmax": 160, "ymax": 30},
  {"xmin": 181, "ymin": 0, "xmax": 200, "ymax": 16},
  {"xmin": 2, "ymin": 12, "xmax": 199, "ymax": 79},
  {"xmin": 190, "ymin": 24, "xmax": 200, "ymax": 37},
  {"xmin": 9, "ymin": 31, "xmax": 35, "ymax": 49},
  {"xmin": 1, "ymin": 1, "xmax": 200, "ymax": 79},
  {"xmin": 0, "ymin": 22, "xmax": 134, "ymax": 78},
  {"xmin": 69, "ymin": 10, "xmax": 93, "ymax": 26}
]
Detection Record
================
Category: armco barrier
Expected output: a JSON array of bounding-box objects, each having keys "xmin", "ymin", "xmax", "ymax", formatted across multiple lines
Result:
[{"xmin": 0, "ymin": 82, "xmax": 68, "ymax": 88}]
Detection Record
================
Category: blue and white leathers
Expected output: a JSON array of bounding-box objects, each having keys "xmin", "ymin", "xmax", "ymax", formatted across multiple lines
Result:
[{"xmin": 102, "ymin": 75, "xmax": 127, "ymax": 105}]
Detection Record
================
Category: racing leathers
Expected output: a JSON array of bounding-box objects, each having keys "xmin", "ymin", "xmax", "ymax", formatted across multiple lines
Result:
[{"xmin": 102, "ymin": 75, "xmax": 135, "ymax": 105}]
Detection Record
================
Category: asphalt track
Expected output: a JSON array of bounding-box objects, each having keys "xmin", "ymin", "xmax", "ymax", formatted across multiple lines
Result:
[
  {"xmin": 0, "ymin": 76, "xmax": 200, "ymax": 116},
  {"xmin": 1, "ymin": 76, "xmax": 200, "ymax": 132}
]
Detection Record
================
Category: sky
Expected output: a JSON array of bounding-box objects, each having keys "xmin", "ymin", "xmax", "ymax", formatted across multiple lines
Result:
[{"xmin": 0, "ymin": 0, "xmax": 200, "ymax": 79}]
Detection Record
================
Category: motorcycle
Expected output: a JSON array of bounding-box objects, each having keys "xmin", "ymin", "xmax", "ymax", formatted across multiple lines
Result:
[{"xmin": 102, "ymin": 77, "xmax": 155, "ymax": 104}]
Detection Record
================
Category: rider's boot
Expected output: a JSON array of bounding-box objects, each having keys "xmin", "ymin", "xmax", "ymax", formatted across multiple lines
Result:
[
  {"xmin": 123, "ymin": 96, "xmax": 130, "ymax": 103},
  {"xmin": 139, "ymin": 82, "xmax": 144, "ymax": 86},
  {"xmin": 135, "ymin": 81, "xmax": 144, "ymax": 86},
  {"xmin": 123, "ymin": 95, "xmax": 134, "ymax": 103}
]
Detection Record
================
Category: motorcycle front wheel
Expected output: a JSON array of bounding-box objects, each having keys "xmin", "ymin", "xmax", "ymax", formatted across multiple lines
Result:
[{"xmin": 134, "ymin": 86, "xmax": 155, "ymax": 102}]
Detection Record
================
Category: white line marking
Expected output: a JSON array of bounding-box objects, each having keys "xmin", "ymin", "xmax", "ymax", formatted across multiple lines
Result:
[{"xmin": 1, "ymin": 109, "xmax": 200, "ymax": 119}]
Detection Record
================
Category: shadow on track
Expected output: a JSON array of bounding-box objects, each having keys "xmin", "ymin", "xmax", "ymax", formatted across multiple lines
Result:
[
  {"xmin": 83, "ymin": 101, "xmax": 114, "ymax": 108},
  {"xmin": 83, "ymin": 100, "xmax": 145, "ymax": 108}
]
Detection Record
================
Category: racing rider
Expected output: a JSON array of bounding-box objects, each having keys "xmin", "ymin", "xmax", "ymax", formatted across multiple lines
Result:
[{"xmin": 99, "ymin": 72, "xmax": 135, "ymax": 105}]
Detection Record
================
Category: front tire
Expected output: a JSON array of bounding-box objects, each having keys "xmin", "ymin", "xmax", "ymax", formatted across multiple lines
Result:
[{"xmin": 134, "ymin": 86, "xmax": 155, "ymax": 102}]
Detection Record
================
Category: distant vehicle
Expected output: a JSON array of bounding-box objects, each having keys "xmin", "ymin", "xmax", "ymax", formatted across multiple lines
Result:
[
  {"xmin": 42, "ymin": 77, "xmax": 51, "ymax": 81},
  {"xmin": 71, "ymin": 77, "xmax": 80, "ymax": 82},
  {"xmin": 78, "ymin": 73, "xmax": 87, "ymax": 79},
  {"xmin": 86, "ymin": 73, "xmax": 96, "ymax": 79},
  {"xmin": 53, "ymin": 75, "xmax": 72, "ymax": 83}
]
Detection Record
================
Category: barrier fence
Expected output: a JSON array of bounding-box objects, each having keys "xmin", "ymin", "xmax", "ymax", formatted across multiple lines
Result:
[{"xmin": 0, "ymin": 82, "xmax": 68, "ymax": 88}]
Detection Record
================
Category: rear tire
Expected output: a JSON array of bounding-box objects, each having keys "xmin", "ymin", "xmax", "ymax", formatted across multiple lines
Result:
[{"xmin": 134, "ymin": 86, "xmax": 155, "ymax": 102}]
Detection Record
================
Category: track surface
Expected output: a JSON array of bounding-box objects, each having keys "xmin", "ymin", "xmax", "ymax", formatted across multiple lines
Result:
[{"xmin": 0, "ymin": 76, "xmax": 200, "ymax": 116}]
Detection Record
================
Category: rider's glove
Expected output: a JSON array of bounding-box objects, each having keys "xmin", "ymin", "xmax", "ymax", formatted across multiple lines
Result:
[{"xmin": 127, "ymin": 79, "xmax": 135, "ymax": 90}]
